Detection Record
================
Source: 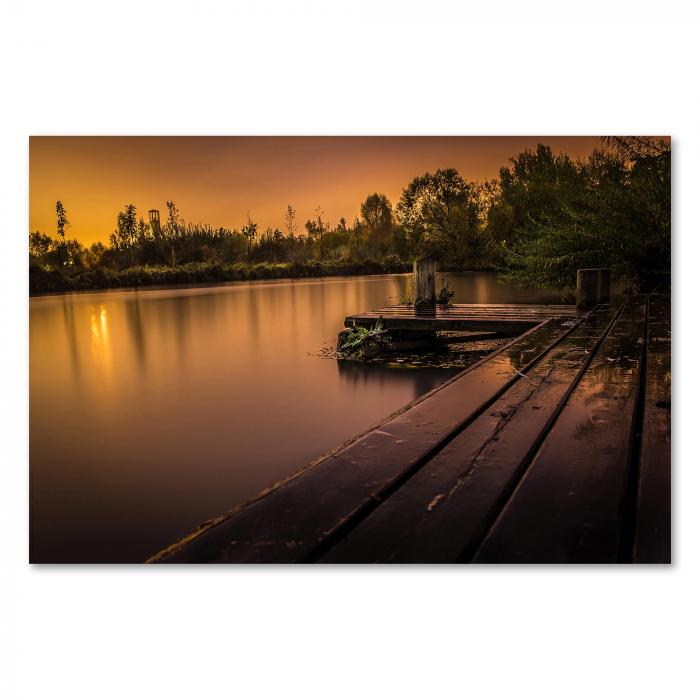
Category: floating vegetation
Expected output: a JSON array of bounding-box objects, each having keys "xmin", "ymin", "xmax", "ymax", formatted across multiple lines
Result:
[
  {"xmin": 437, "ymin": 278, "xmax": 455, "ymax": 305},
  {"xmin": 335, "ymin": 317, "xmax": 394, "ymax": 360},
  {"xmin": 374, "ymin": 338, "xmax": 509, "ymax": 370},
  {"xmin": 321, "ymin": 333, "xmax": 511, "ymax": 370},
  {"xmin": 339, "ymin": 317, "xmax": 386, "ymax": 353}
]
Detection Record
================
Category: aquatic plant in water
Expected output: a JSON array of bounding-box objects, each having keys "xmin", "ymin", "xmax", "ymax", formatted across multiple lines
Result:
[
  {"xmin": 340, "ymin": 317, "xmax": 387, "ymax": 353},
  {"xmin": 437, "ymin": 279, "xmax": 455, "ymax": 305}
]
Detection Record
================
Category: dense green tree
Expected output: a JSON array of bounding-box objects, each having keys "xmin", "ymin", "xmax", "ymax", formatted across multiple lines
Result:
[
  {"xmin": 305, "ymin": 206, "xmax": 328, "ymax": 259},
  {"xmin": 30, "ymin": 228, "xmax": 92, "ymax": 270},
  {"xmin": 136, "ymin": 217, "xmax": 150, "ymax": 244},
  {"xmin": 485, "ymin": 144, "xmax": 583, "ymax": 245},
  {"xmin": 360, "ymin": 193, "xmax": 393, "ymax": 256},
  {"xmin": 29, "ymin": 231, "xmax": 57, "ymax": 266},
  {"xmin": 396, "ymin": 168, "xmax": 482, "ymax": 266},
  {"xmin": 498, "ymin": 138, "xmax": 670, "ymax": 291},
  {"xmin": 272, "ymin": 228, "xmax": 284, "ymax": 261},
  {"xmin": 87, "ymin": 241, "xmax": 107, "ymax": 267},
  {"xmin": 108, "ymin": 204, "xmax": 138, "ymax": 267}
]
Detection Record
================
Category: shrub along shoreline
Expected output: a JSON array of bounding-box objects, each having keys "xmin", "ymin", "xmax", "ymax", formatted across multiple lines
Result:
[{"xmin": 28, "ymin": 259, "xmax": 432, "ymax": 295}]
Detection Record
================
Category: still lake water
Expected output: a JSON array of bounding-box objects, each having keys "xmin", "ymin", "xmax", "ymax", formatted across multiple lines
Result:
[{"xmin": 30, "ymin": 272, "xmax": 570, "ymax": 563}]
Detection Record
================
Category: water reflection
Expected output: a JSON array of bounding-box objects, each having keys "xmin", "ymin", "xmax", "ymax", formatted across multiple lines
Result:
[
  {"xmin": 61, "ymin": 296, "xmax": 82, "ymax": 383},
  {"xmin": 337, "ymin": 359, "xmax": 457, "ymax": 396},
  {"xmin": 90, "ymin": 304, "xmax": 113, "ymax": 371},
  {"xmin": 30, "ymin": 272, "xmax": 566, "ymax": 563}
]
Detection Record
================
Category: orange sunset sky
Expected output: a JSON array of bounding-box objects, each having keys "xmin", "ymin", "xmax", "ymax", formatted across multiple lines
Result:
[{"xmin": 29, "ymin": 136, "xmax": 601, "ymax": 246}]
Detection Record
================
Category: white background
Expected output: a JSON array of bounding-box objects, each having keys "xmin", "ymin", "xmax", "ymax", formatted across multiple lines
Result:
[{"xmin": 1, "ymin": 2, "xmax": 698, "ymax": 699}]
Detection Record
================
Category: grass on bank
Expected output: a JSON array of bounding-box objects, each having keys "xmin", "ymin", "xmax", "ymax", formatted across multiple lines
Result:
[{"xmin": 29, "ymin": 259, "xmax": 415, "ymax": 294}]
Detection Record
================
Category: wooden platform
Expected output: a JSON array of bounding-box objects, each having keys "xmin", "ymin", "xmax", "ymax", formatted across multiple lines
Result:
[
  {"xmin": 345, "ymin": 303, "xmax": 582, "ymax": 333},
  {"xmin": 151, "ymin": 295, "xmax": 671, "ymax": 564}
]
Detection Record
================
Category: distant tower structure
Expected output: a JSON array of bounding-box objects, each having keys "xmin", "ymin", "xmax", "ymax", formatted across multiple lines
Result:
[{"xmin": 149, "ymin": 209, "xmax": 162, "ymax": 237}]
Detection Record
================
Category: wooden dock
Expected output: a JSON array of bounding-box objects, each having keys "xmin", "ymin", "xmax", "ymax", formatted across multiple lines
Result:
[
  {"xmin": 345, "ymin": 302, "xmax": 582, "ymax": 333},
  {"xmin": 150, "ymin": 294, "xmax": 671, "ymax": 564}
]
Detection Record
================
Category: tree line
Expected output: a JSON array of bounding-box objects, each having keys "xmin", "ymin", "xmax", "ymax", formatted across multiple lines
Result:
[{"xmin": 29, "ymin": 136, "xmax": 670, "ymax": 292}]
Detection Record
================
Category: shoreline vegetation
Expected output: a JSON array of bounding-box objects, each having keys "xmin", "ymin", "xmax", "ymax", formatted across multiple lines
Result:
[
  {"xmin": 28, "ymin": 259, "xmax": 419, "ymax": 295},
  {"xmin": 29, "ymin": 137, "xmax": 670, "ymax": 295},
  {"xmin": 29, "ymin": 259, "xmax": 494, "ymax": 296}
]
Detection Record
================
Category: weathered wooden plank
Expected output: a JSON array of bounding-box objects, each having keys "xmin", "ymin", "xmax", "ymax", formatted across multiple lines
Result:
[
  {"xmin": 349, "ymin": 309, "xmax": 571, "ymax": 316},
  {"xmin": 473, "ymin": 297, "xmax": 647, "ymax": 563},
  {"xmin": 320, "ymin": 304, "xmax": 621, "ymax": 563},
  {"xmin": 344, "ymin": 316, "xmax": 542, "ymax": 334},
  {"xmin": 353, "ymin": 312, "xmax": 573, "ymax": 319},
  {"xmin": 345, "ymin": 304, "xmax": 581, "ymax": 332},
  {"xmin": 348, "ymin": 312, "xmax": 569, "ymax": 321},
  {"xmin": 155, "ymin": 318, "xmax": 582, "ymax": 563},
  {"xmin": 374, "ymin": 304, "xmax": 578, "ymax": 313},
  {"xmin": 351, "ymin": 304, "xmax": 579, "ymax": 315},
  {"xmin": 356, "ymin": 310, "xmax": 569, "ymax": 315},
  {"xmin": 634, "ymin": 295, "xmax": 671, "ymax": 563},
  {"xmin": 375, "ymin": 304, "xmax": 580, "ymax": 311},
  {"xmin": 379, "ymin": 303, "xmax": 577, "ymax": 309}
]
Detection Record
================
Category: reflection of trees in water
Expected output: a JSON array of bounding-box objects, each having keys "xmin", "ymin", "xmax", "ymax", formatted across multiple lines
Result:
[
  {"xmin": 150, "ymin": 293, "xmax": 193, "ymax": 369},
  {"xmin": 61, "ymin": 296, "xmax": 82, "ymax": 383},
  {"xmin": 579, "ymin": 359, "xmax": 639, "ymax": 402},
  {"xmin": 247, "ymin": 282, "xmax": 260, "ymax": 345},
  {"xmin": 124, "ymin": 293, "xmax": 146, "ymax": 373},
  {"xmin": 500, "ymin": 346, "xmax": 531, "ymax": 372},
  {"xmin": 308, "ymin": 276, "xmax": 327, "ymax": 330},
  {"xmin": 573, "ymin": 415, "xmax": 609, "ymax": 440},
  {"xmin": 444, "ymin": 272, "xmax": 572, "ymax": 305},
  {"xmin": 565, "ymin": 356, "xmax": 640, "ymax": 441},
  {"xmin": 288, "ymin": 281, "xmax": 298, "ymax": 350},
  {"xmin": 384, "ymin": 275, "xmax": 409, "ymax": 306},
  {"xmin": 144, "ymin": 290, "xmax": 246, "ymax": 370}
]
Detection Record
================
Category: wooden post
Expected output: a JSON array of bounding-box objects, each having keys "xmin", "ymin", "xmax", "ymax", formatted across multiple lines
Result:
[
  {"xmin": 576, "ymin": 269, "xmax": 598, "ymax": 307},
  {"xmin": 577, "ymin": 267, "xmax": 611, "ymax": 307},
  {"xmin": 413, "ymin": 256, "xmax": 436, "ymax": 315}
]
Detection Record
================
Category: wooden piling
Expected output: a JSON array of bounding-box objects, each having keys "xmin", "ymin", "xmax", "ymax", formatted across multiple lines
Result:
[
  {"xmin": 577, "ymin": 267, "xmax": 611, "ymax": 307},
  {"xmin": 413, "ymin": 256, "xmax": 436, "ymax": 315},
  {"xmin": 576, "ymin": 269, "xmax": 599, "ymax": 307}
]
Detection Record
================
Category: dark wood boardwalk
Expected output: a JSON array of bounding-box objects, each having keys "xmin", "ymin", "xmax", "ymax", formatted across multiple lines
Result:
[{"xmin": 151, "ymin": 295, "xmax": 671, "ymax": 564}]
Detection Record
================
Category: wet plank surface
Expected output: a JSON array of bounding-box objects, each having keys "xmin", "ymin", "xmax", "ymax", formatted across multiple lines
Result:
[
  {"xmin": 153, "ymin": 295, "xmax": 671, "ymax": 564},
  {"xmin": 634, "ymin": 295, "xmax": 671, "ymax": 563},
  {"xmin": 474, "ymin": 297, "xmax": 647, "ymax": 563},
  {"xmin": 320, "ymin": 304, "xmax": 622, "ymax": 563}
]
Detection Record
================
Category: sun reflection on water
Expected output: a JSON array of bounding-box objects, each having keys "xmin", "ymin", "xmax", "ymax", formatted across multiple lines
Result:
[{"xmin": 90, "ymin": 304, "xmax": 113, "ymax": 371}]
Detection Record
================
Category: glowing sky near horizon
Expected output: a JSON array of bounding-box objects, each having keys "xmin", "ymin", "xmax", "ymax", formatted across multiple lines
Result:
[{"xmin": 29, "ymin": 136, "xmax": 601, "ymax": 246}]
